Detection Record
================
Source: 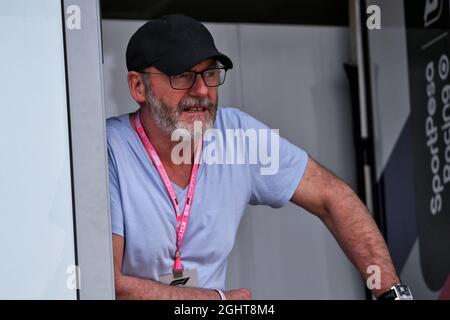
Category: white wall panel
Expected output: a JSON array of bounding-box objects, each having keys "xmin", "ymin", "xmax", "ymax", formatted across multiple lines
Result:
[{"xmin": 0, "ymin": 0, "xmax": 76, "ymax": 299}]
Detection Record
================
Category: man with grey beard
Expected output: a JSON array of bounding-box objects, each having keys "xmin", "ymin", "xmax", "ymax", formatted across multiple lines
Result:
[{"xmin": 106, "ymin": 14, "xmax": 409, "ymax": 300}]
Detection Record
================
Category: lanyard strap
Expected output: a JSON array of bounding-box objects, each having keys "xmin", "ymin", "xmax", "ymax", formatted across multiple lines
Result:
[{"xmin": 133, "ymin": 111, "xmax": 202, "ymax": 274}]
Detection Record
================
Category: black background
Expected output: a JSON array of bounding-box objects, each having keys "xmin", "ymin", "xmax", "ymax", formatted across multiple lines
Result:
[
  {"xmin": 100, "ymin": 0, "xmax": 349, "ymax": 26},
  {"xmin": 405, "ymin": 0, "xmax": 450, "ymax": 290}
]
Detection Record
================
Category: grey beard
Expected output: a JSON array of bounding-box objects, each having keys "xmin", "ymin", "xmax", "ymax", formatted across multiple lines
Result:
[
  {"xmin": 146, "ymin": 92, "xmax": 177, "ymax": 135},
  {"xmin": 145, "ymin": 87, "xmax": 217, "ymax": 137}
]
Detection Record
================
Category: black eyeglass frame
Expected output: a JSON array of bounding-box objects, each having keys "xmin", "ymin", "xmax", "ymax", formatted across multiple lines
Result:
[{"xmin": 139, "ymin": 66, "xmax": 228, "ymax": 90}]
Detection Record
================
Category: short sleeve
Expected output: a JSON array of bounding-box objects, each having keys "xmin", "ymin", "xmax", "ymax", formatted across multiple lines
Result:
[
  {"xmin": 107, "ymin": 134, "xmax": 125, "ymax": 237},
  {"xmin": 236, "ymin": 110, "xmax": 309, "ymax": 208}
]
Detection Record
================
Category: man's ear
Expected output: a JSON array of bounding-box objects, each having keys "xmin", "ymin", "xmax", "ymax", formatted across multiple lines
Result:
[{"xmin": 127, "ymin": 71, "xmax": 146, "ymax": 104}]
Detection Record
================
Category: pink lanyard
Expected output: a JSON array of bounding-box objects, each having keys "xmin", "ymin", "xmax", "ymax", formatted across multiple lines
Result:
[{"xmin": 133, "ymin": 111, "xmax": 202, "ymax": 276}]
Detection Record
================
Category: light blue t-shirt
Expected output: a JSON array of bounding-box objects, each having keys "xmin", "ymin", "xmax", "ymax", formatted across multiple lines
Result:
[{"xmin": 107, "ymin": 107, "xmax": 308, "ymax": 290}]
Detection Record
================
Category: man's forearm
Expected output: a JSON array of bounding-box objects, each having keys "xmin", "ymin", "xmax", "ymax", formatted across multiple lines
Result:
[
  {"xmin": 115, "ymin": 274, "xmax": 220, "ymax": 300},
  {"xmin": 322, "ymin": 182, "xmax": 400, "ymax": 297}
]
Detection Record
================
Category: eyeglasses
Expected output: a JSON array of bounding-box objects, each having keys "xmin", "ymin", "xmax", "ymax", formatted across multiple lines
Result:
[{"xmin": 139, "ymin": 67, "xmax": 227, "ymax": 90}]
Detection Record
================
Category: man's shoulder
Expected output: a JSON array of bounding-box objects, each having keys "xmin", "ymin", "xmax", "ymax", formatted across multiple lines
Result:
[
  {"xmin": 106, "ymin": 114, "xmax": 129, "ymax": 129},
  {"xmin": 216, "ymin": 107, "xmax": 266, "ymax": 131},
  {"xmin": 217, "ymin": 106, "xmax": 246, "ymax": 118},
  {"xmin": 216, "ymin": 107, "xmax": 252, "ymax": 128},
  {"xmin": 106, "ymin": 113, "xmax": 133, "ymax": 144}
]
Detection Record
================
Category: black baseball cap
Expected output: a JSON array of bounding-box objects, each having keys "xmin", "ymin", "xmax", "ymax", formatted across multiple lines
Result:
[{"xmin": 126, "ymin": 14, "xmax": 233, "ymax": 75}]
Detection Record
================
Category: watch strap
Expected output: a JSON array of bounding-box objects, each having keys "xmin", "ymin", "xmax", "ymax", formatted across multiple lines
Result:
[
  {"xmin": 378, "ymin": 284, "xmax": 413, "ymax": 300},
  {"xmin": 378, "ymin": 288, "xmax": 397, "ymax": 300}
]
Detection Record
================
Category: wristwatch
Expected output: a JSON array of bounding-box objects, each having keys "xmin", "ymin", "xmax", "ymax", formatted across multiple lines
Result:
[{"xmin": 378, "ymin": 284, "xmax": 413, "ymax": 300}]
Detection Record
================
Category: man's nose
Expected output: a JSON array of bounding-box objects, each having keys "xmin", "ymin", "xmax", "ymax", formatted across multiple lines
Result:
[{"xmin": 188, "ymin": 73, "xmax": 209, "ymax": 97}]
